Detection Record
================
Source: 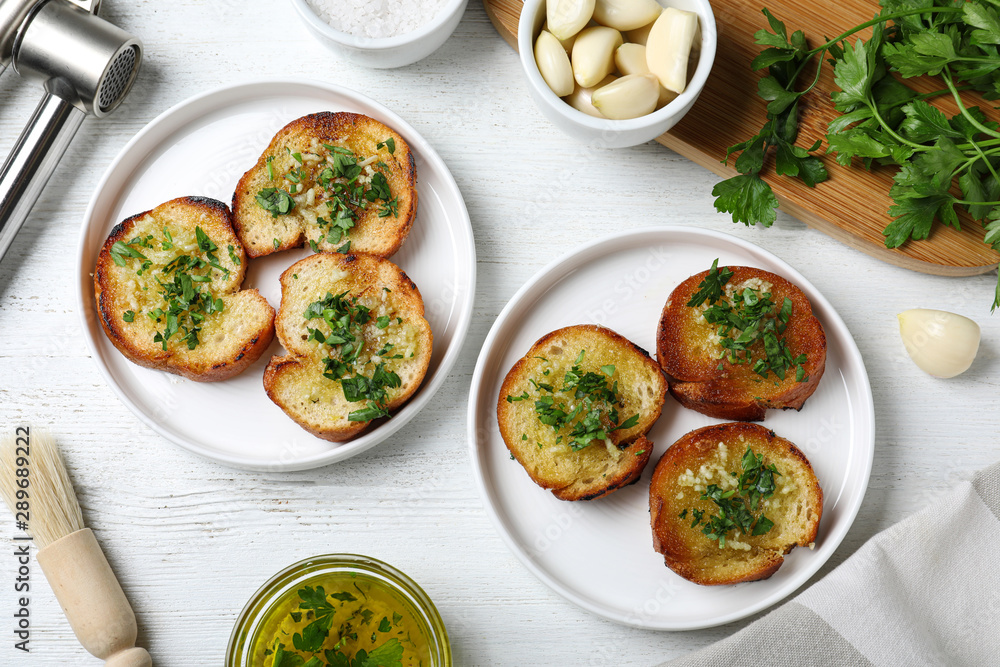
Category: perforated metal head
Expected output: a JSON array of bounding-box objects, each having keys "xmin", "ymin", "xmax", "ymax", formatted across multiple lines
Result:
[
  {"xmin": 97, "ymin": 39, "xmax": 137, "ymax": 113},
  {"xmin": 6, "ymin": 0, "xmax": 141, "ymax": 117}
]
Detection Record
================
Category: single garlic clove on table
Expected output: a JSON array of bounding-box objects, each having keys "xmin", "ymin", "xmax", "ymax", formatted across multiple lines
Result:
[
  {"xmin": 897, "ymin": 308, "xmax": 981, "ymax": 378},
  {"xmin": 547, "ymin": 0, "xmax": 595, "ymax": 41},
  {"xmin": 535, "ymin": 30, "xmax": 575, "ymax": 96}
]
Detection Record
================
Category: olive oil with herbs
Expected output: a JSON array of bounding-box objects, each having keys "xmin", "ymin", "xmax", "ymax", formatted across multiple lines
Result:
[{"xmin": 250, "ymin": 572, "xmax": 431, "ymax": 667}]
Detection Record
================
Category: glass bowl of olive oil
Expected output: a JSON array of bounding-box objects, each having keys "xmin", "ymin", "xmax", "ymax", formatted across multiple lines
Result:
[{"xmin": 227, "ymin": 554, "xmax": 451, "ymax": 666}]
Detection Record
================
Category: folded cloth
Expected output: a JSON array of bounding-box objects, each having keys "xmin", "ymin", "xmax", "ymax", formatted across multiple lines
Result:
[{"xmin": 661, "ymin": 460, "xmax": 1000, "ymax": 667}]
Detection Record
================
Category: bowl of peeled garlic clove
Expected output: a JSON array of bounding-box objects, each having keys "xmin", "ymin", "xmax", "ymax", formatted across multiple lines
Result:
[{"xmin": 518, "ymin": 0, "xmax": 717, "ymax": 148}]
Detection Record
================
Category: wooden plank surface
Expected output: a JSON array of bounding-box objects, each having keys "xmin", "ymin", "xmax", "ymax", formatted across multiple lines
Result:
[{"xmin": 485, "ymin": 0, "xmax": 1000, "ymax": 277}]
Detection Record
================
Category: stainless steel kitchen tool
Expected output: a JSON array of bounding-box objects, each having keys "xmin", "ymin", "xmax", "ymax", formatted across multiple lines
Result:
[{"xmin": 0, "ymin": 0, "xmax": 141, "ymax": 262}]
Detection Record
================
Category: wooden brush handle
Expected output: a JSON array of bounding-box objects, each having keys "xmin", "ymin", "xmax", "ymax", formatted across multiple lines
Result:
[{"xmin": 36, "ymin": 528, "xmax": 151, "ymax": 666}]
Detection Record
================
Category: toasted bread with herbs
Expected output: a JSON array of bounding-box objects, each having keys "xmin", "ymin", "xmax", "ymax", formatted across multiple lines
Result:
[
  {"xmin": 232, "ymin": 112, "xmax": 417, "ymax": 259},
  {"xmin": 94, "ymin": 196, "xmax": 275, "ymax": 382},
  {"xmin": 655, "ymin": 262, "xmax": 826, "ymax": 421},
  {"xmin": 649, "ymin": 422, "xmax": 823, "ymax": 585},
  {"xmin": 264, "ymin": 252, "xmax": 432, "ymax": 442},
  {"xmin": 497, "ymin": 325, "xmax": 667, "ymax": 501}
]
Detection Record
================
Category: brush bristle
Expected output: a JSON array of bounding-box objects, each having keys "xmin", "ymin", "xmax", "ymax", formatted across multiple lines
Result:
[{"xmin": 0, "ymin": 430, "xmax": 84, "ymax": 549}]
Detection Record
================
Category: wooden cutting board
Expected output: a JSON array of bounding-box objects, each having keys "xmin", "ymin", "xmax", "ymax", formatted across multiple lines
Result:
[{"xmin": 485, "ymin": 0, "xmax": 1000, "ymax": 277}]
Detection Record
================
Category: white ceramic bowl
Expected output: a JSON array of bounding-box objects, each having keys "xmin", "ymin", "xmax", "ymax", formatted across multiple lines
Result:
[
  {"xmin": 518, "ymin": 0, "xmax": 717, "ymax": 147},
  {"xmin": 289, "ymin": 0, "xmax": 469, "ymax": 68}
]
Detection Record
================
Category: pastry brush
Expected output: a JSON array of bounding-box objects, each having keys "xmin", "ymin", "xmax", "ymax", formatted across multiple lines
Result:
[{"xmin": 0, "ymin": 429, "xmax": 151, "ymax": 666}]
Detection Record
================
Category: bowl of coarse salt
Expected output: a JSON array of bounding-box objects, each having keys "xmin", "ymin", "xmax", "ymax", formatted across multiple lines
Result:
[{"xmin": 290, "ymin": 0, "xmax": 469, "ymax": 68}]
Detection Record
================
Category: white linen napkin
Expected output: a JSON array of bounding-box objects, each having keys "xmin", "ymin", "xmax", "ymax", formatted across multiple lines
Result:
[{"xmin": 661, "ymin": 460, "xmax": 1000, "ymax": 667}]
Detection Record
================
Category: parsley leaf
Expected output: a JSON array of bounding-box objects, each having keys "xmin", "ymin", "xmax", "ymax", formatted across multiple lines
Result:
[
  {"xmin": 712, "ymin": 174, "xmax": 781, "ymax": 227},
  {"xmin": 361, "ymin": 638, "xmax": 403, "ymax": 667},
  {"xmin": 256, "ymin": 187, "xmax": 295, "ymax": 217},
  {"xmin": 720, "ymin": 2, "xmax": 1000, "ymax": 309}
]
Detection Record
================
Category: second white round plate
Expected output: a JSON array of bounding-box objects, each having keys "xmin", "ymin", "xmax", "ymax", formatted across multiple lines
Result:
[
  {"xmin": 468, "ymin": 226, "xmax": 873, "ymax": 630},
  {"xmin": 77, "ymin": 80, "xmax": 476, "ymax": 471}
]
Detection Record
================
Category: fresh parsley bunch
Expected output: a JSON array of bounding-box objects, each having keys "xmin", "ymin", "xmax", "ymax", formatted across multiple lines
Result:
[{"xmin": 714, "ymin": 0, "xmax": 1000, "ymax": 308}]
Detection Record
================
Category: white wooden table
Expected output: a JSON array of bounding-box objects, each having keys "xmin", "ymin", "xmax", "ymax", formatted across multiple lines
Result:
[{"xmin": 1, "ymin": 1, "xmax": 998, "ymax": 664}]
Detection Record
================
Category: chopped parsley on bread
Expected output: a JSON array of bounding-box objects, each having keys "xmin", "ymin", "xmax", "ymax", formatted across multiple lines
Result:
[
  {"xmin": 94, "ymin": 196, "xmax": 275, "ymax": 382},
  {"xmin": 649, "ymin": 422, "xmax": 823, "ymax": 585},
  {"xmin": 655, "ymin": 261, "xmax": 827, "ymax": 421},
  {"xmin": 497, "ymin": 325, "xmax": 667, "ymax": 501},
  {"xmin": 264, "ymin": 252, "xmax": 432, "ymax": 442},
  {"xmin": 232, "ymin": 112, "xmax": 416, "ymax": 259}
]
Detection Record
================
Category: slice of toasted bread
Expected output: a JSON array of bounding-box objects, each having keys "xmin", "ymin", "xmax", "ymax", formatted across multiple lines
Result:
[
  {"xmin": 496, "ymin": 325, "xmax": 667, "ymax": 501},
  {"xmin": 94, "ymin": 196, "xmax": 275, "ymax": 382},
  {"xmin": 649, "ymin": 422, "xmax": 823, "ymax": 585},
  {"xmin": 656, "ymin": 264, "xmax": 827, "ymax": 421},
  {"xmin": 232, "ymin": 112, "xmax": 417, "ymax": 259},
  {"xmin": 263, "ymin": 252, "xmax": 433, "ymax": 441}
]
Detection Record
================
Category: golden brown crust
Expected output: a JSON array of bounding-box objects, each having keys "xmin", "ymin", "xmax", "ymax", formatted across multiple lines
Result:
[
  {"xmin": 497, "ymin": 324, "xmax": 667, "ymax": 501},
  {"xmin": 655, "ymin": 266, "xmax": 827, "ymax": 421},
  {"xmin": 232, "ymin": 112, "xmax": 416, "ymax": 259},
  {"xmin": 263, "ymin": 252, "xmax": 433, "ymax": 441},
  {"xmin": 649, "ymin": 423, "xmax": 823, "ymax": 585},
  {"xmin": 94, "ymin": 196, "xmax": 275, "ymax": 382}
]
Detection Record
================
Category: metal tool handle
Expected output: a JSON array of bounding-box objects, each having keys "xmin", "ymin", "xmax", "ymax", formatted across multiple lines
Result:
[{"xmin": 0, "ymin": 92, "xmax": 85, "ymax": 261}]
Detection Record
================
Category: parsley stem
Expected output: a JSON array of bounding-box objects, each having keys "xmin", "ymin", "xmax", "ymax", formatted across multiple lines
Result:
[
  {"xmin": 805, "ymin": 7, "xmax": 963, "ymax": 56},
  {"xmin": 914, "ymin": 86, "xmax": 972, "ymax": 101},
  {"xmin": 799, "ymin": 50, "xmax": 826, "ymax": 97},
  {"xmin": 869, "ymin": 98, "xmax": 924, "ymax": 150},
  {"xmin": 953, "ymin": 199, "xmax": 1000, "ymax": 206},
  {"xmin": 959, "ymin": 138, "xmax": 1000, "ymax": 150},
  {"xmin": 971, "ymin": 143, "xmax": 1000, "ymax": 187},
  {"xmin": 952, "ymin": 154, "xmax": 987, "ymax": 179},
  {"xmin": 943, "ymin": 69, "xmax": 1000, "ymax": 142}
]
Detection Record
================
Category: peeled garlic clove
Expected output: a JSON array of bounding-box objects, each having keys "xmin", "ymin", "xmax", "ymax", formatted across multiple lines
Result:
[
  {"xmin": 657, "ymin": 85, "xmax": 678, "ymax": 109},
  {"xmin": 535, "ymin": 30, "xmax": 575, "ymax": 97},
  {"xmin": 565, "ymin": 74, "xmax": 617, "ymax": 117},
  {"xmin": 591, "ymin": 73, "xmax": 659, "ymax": 119},
  {"xmin": 572, "ymin": 26, "xmax": 623, "ymax": 87},
  {"xmin": 624, "ymin": 21, "xmax": 655, "ymax": 45},
  {"xmin": 615, "ymin": 43, "xmax": 649, "ymax": 76},
  {"xmin": 594, "ymin": 0, "xmax": 662, "ymax": 31},
  {"xmin": 897, "ymin": 308, "xmax": 981, "ymax": 378},
  {"xmin": 646, "ymin": 7, "xmax": 699, "ymax": 93},
  {"xmin": 547, "ymin": 0, "xmax": 595, "ymax": 41},
  {"xmin": 544, "ymin": 21, "xmax": 578, "ymax": 53}
]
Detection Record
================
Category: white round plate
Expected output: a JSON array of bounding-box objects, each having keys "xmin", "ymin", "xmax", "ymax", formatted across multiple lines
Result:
[
  {"xmin": 77, "ymin": 80, "xmax": 475, "ymax": 471},
  {"xmin": 468, "ymin": 226, "xmax": 874, "ymax": 630}
]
